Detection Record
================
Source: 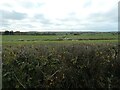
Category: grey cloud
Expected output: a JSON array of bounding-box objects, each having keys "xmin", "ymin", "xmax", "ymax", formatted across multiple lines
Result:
[
  {"xmin": 22, "ymin": 24, "xmax": 35, "ymax": 28},
  {"xmin": 0, "ymin": 10, "xmax": 28, "ymax": 29},
  {"xmin": 21, "ymin": 1, "xmax": 44, "ymax": 8},
  {"xmin": 68, "ymin": 12, "xmax": 76, "ymax": 16},
  {"xmin": 59, "ymin": 12, "xmax": 80, "ymax": 22},
  {"xmin": 1, "ymin": 10, "xmax": 27, "ymax": 20},
  {"xmin": 0, "ymin": 18, "xmax": 10, "ymax": 27},
  {"xmin": 53, "ymin": 23, "xmax": 63, "ymax": 26},
  {"xmin": 0, "ymin": 23, "xmax": 10, "ymax": 28},
  {"xmin": 57, "ymin": 7, "xmax": 117, "ymax": 31},
  {"xmin": 118, "ymin": 1, "xmax": 120, "ymax": 30},
  {"xmin": 2, "ymin": 3, "xmax": 12, "ymax": 7},
  {"xmin": 84, "ymin": 1, "xmax": 92, "ymax": 8},
  {"xmin": 55, "ymin": 12, "xmax": 82, "ymax": 27},
  {"xmin": 60, "ymin": 18, "xmax": 79, "ymax": 22},
  {"xmin": 2, "ymin": 23, "xmax": 10, "ymax": 27},
  {"xmin": 78, "ymin": 22, "xmax": 117, "ymax": 31},
  {"xmin": 118, "ymin": 1, "xmax": 120, "ymax": 23},
  {"xmin": 88, "ymin": 8, "xmax": 117, "ymax": 23},
  {"xmin": 21, "ymin": 2, "xmax": 34, "ymax": 8},
  {"xmin": 34, "ymin": 14, "xmax": 53, "ymax": 25},
  {"xmin": 82, "ymin": 7, "xmax": 118, "ymax": 31}
]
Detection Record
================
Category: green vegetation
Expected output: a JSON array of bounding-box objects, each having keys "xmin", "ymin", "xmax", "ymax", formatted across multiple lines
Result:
[
  {"xmin": 2, "ymin": 32, "xmax": 118, "ymax": 44},
  {"xmin": 2, "ymin": 32, "xmax": 120, "ymax": 88}
]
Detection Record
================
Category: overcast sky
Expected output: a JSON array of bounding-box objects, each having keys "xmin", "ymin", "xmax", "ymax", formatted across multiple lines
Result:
[{"xmin": 0, "ymin": 0, "xmax": 119, "ymax": 32}]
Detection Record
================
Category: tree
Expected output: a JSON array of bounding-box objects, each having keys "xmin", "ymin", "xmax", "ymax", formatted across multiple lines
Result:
[
  {"xmin": 9, "ymin": 31, "xmax": 14, "ymax": 35},
  {"xmin": 4, "ymin": 31, "xmax": 10, "ymax": 35}
]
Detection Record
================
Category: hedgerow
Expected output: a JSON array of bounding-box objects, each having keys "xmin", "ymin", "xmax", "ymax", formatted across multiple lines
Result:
[{"xmin": 2, "ymin": 43, "xmax": 120, "ymax": 88}]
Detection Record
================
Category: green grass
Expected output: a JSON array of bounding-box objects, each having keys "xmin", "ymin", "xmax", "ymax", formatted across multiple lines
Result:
[
  {"xmin": 67, "ymin": 33, "xmax": 118, "ymax": 39},
  {"xmin": 2, "ymin": 40, "xmax": 118, "ymax": 46},
  {"xmin": 2, "ymin": 33, "xmax": 118, "ymax": 41},
  {"xmin": 2, "ymin": 35, "xmax": 58, "ymax": 41},
  {"xmin": 2, "ymin": 33, "xmax": 118, "ymax": 45}
]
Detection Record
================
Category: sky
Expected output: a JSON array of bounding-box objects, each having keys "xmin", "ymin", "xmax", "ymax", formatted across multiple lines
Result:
[{"xmin": 0, "ymin": 0, "xmax": 119, "ymax": 32}]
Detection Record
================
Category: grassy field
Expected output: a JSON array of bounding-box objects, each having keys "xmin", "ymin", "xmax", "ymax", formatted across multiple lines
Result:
[
  {"xmin": 2, "ymin": 32, "xmax": 120, "ymax": 88},
  {"xmin": 2, "ymin": 32, "xmax": 119, "ymax": 45}
]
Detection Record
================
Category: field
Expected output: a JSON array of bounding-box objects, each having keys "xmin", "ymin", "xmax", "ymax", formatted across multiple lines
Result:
[
  {"xmin": 2, "ymin": 32, "xmax": 120, "ymax": 88},
  {"xmin": 3, "ymin": 32, "xmax": 118, "ymax": 43}
]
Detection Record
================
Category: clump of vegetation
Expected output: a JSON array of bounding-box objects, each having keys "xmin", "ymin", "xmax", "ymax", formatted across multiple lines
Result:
[{"xmin": 2, "ymin": 43, "xmax": 120, "ymax": 88}]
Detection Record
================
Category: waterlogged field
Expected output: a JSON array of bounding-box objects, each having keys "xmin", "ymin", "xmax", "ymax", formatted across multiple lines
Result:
[{"xmin": 2, "ymin": 33, "xmax": 120, "ymax": 88}]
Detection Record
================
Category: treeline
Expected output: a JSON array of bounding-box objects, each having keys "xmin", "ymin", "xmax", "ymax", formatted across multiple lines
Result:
[
  {"xmin": 2, "ymin": 31, "xmax": 56, "ymax": 35},
  {"xmin": 1, "ymin": 30, "xmax": 119, "ymax": 35}
]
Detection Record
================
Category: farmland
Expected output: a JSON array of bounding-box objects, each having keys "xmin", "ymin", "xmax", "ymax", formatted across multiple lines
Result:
[
  {"xmin": 2, "ymin": 32, "xmax": 118, "ymax": 45},
  {"xmin": 2, "ymin": 32, "xmax": 120, "ymax": 88}
]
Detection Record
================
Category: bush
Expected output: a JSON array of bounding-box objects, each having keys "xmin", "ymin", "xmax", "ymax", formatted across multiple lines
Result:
[{"xmin": 2, "ymin": 43, "xmax": 120, "ymax": 88}]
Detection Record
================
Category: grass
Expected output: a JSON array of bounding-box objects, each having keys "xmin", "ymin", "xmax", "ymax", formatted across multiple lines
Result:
[
  {"xmin": 2, "ymin": 32, "xmax": 119, "ymax": 45},
  {"xmin": 2, "ymin": 40, "xmax": 118, "ymax": 46}
]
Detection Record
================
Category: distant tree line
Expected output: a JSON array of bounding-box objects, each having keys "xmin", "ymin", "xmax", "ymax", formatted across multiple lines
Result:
[
  {"xmin": 1, "ymin": 30, "xmax": 119, "ymax": 35},
  {"xmin": 4, "ymin": 30, "xmax": 14, "ymax": 35},
  {"xmin": 2, "ymin": 30, "xmax": 57, "ymax": 35}
]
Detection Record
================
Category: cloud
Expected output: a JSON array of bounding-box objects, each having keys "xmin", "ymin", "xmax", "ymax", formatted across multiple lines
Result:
[
  {"xmin": 1, "ymin": 21, "xmax": 10, "ymax": 27},
  {"xmin": 0, "ymin": 0, "xmax": 119, "ymax": 32},
  {"xmin": 34, "ymin": 14, "xmax": 52, "ymax": 25},
  {"xmin": 83, "ymin": 0, "xmax": 92, "ymax": 8},
  {"xmin": 59, "ymin": 12, "xmax": 80, "ymax": 22},
  {"xmin": 88, "ymin": 8, "xmax": 118, "ymax": 23},
  {"xmin": 1, "ymin": 10, "xmax": 27, "ymax": 20},
  {"xmin": 20, "ymin": 1, "xmax": 44, "ymax": 9},
  {"xmin": 118, "ymin": 1, "xmax": 120, "ymax": 32},
  {"xmin": 1, "ymin": 3, "xmax": 12, "ymax": 8}
]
